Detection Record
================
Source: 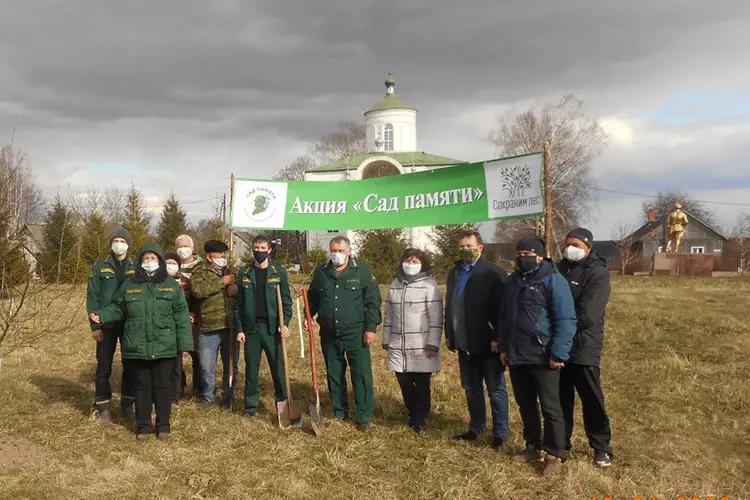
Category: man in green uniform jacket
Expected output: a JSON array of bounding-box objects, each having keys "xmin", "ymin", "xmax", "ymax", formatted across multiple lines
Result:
[
  {"xmin": 235, "ymin": 234, "xmax": 293, "ymax": 416},
  {"xmin": 85, "ymin": 226, "xmax": 136, "ymax": 424},
  {"xmin": 308, "ymin": 235, "xmax": 382, "ymax": 430},
  {"xmin": 91, "ymin": 243, "xmax": 192, "ymax": 439}
]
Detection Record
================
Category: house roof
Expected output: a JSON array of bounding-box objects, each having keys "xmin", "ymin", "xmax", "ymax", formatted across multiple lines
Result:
[
  {"xmin": 624, "ymin": 210, "xmax": 727, "ymax": 242},
  {"xmin": 306, "ymin": 151, "xmax": 466, "ymax": 173}
]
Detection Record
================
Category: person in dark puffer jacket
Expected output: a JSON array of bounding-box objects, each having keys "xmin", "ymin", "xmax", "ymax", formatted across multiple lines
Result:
[
  {"xmin": 557, "ymin": 227, "xmax": 613, "ymax": 467},
  {"xmin": 91, "ymin": 243, "xmax": 192, "ymax": 440},
  {"xmin": 499, "ymin": 236, "xmax": 576, "ymax": 476}
]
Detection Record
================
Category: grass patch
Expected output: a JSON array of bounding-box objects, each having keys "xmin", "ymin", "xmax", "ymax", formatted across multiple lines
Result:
[{"xmin": 0, "ymin": 276, "xmax": 748, "ymax": 498}]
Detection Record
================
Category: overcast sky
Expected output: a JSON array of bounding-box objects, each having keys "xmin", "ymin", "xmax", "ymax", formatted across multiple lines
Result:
[{"xmin": 2, "ymin": 0, "xmax": 749, "ymax": 238}]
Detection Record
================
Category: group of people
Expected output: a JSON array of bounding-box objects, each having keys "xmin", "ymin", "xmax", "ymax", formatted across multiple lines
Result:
[{"xmin": 85, "ymin": 225, "xmax": 613, "ymax": 476}]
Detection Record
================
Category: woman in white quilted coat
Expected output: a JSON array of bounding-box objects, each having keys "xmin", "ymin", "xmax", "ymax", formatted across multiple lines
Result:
[{"xmin": 383, "ymin": 248, "xmax": 443, "ymax": 432}]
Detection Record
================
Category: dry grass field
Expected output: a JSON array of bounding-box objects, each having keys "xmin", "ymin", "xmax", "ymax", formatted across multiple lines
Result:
[{"xmin": 0, "ymin": 276, "xmax": 748, "ymax": 499}]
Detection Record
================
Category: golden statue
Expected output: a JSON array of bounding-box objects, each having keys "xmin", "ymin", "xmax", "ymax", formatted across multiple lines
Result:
[{"xmin": 665, "ymin": 203, "xmax": 688, "ymax": 252}]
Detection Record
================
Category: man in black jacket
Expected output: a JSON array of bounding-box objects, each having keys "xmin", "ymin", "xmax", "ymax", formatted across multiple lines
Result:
[
  {"xmin": 445, "ymin": 230, "xmax": 508, "ymax": 449},
  {"xmin": 557, "ymin": 227, "xmax": 614, "ymax": 467}
]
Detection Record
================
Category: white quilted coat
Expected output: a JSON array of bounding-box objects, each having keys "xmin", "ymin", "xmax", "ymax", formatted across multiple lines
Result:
[{"xmin": 383, "ymin": 275, "xmax": 444, "ymax": 373}]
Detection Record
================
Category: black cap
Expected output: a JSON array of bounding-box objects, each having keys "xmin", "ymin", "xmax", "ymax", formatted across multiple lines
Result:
[
  {"xmin": 566, "ymin": 227, "xmax": 594, "ymax": 248},
  {"xmin": 109, "ymin": 226, "xmax": 133, "ymax": 247},
  {"xmin": 204, "ymin": 240, "xmax": 228, "ymax": 253},
  {"xmin": 164, "ymin": 252, "xmax": 180, "ymax": 263},
  {"xmin": 516, "ymin": 236, "xmax": 545, "ymax": 255}
]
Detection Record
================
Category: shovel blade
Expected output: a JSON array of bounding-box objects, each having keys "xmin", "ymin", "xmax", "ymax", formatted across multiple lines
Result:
[
  {"xmin": 277, "ymin": 399, "xmax": 303, "ymax": 430},
  {"xmin": 309, "ymin": 403, "xmax": 324, "ymax": 436}
]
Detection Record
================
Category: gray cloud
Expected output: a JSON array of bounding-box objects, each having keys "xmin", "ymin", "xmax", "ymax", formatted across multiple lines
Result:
[{"xmin": 1, "ymin": 0, "xmax": 749, "ymax": 234}]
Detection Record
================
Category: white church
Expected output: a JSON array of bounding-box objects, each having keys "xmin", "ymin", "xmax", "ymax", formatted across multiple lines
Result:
[{"xmin": 304, "ymin": 74, "xmax": 466, "ymax": 252}]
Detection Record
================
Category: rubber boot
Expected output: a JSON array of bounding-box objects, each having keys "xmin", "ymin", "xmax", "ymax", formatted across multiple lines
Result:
[
  {"xmin": 95, "ymin": 401, "xmax": 112, "ymax": 425},
  {"xmin": 121, "ymin": 396, "xmax": 136, "ymax": 425}
]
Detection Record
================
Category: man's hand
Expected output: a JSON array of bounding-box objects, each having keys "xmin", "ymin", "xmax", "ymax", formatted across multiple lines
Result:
[
  {"xmin": 549, "ymin": 359, "xmax": 565, "ymax": 370},
  {"xmin": 236, "ymin": 332, "xmax": 246, "ymax": 343},
  {"xmin": 226, "ymin": 284, "xmax": 238, "ymax": 296},
  {"xmin": 89, "ymin": 313, "xmax": 101, "ymax": 324},
  {"xmin": 279, "ymin": 325, "xmax": 290, "ymax": 338},
  {"xmin": 222, "ymin": 274, "xmax": 235, "ymax": 286},
  {"xmin": 92, "ymin": 329, "xmax": 103, "ymax": 342},
  {"xmin": 189, "ymin": 313, "xmax": 195, "ymax": 324},
  {"xmin": 500, "ymin": 352, "xmax": 509, "ymax": 366},
  {"xmin": 490, "ymin": 341, "xmax": 500, "ymax": 353},
  {"xmin": 424, "ymin": 348, "xmax": 437, "ymax": 359},
  {"xmin": 363, "ymin": 331, "xmax": 377, "ymax": 346}
]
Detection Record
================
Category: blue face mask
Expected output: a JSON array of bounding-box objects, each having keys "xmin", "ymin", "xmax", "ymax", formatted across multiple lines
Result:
[
  {"xmin": 142, "ymin": 261, "xmax": 159, "ymax": 274},
  {"xmin": 253, "ymin": 250, "xmax": 269, "ymax": 263},
  {"xmin": 330, "ymin": 252, "xmax": 347, "ymax": 266}
]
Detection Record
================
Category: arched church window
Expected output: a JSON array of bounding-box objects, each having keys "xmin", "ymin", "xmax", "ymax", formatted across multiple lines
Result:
[{"xmin": 383, "ymin": 124, "xmax": 394, "ymax": 151}]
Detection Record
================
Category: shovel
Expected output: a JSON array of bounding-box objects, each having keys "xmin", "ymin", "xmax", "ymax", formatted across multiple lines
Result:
[
  {"xmin": 276, "ymin": 285, "xmax": 302, "ymax": 429},
  {"xmin": 302, "ymin": 288, "xmax": 324, "ymax": 436}
]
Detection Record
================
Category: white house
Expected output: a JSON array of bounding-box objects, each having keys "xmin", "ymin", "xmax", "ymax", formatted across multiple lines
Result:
[{"xmin": 304, "ymin": 74, "xmax": 466, "ymax": 252}]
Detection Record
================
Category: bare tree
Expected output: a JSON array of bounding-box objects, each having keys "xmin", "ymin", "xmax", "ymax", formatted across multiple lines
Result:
[
  {"xmin": 311, "ymin": 121, "xmax": 366, "ymax": 166},
  {"xmin": 274, "ymin": 154, "xmax": 315, "ymax": 182},
  {"xmin": 102, "ymin": 187, "xmax": 127, "ymax": 227},
  {"xmin": 730, "ymin": 213, "xmax": 750, "ymax": 273},
  {"xmin": 611, "ymin": 223, "xmax": 638, "ymax": 275},
  {"xmin": 641, "ymin": 190, "xmax": 717, "ymax": 228},
  {"xmin": 490, "ymin": 95, "xmax": 606, "ymax": 253}
]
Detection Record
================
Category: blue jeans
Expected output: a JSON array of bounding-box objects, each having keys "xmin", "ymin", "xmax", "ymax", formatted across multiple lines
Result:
[
  {"xmin": 458, "ymin": 350, "xmax": 509, "ymax": 438},
  {"xmin": 198, "ymin": 329, "xmax": 239, "ymax": 403}
]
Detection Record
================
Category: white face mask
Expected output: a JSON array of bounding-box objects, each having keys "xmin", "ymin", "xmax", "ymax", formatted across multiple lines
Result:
[
  {"xmin": 564, "ymin": 245, "xmax": 587, "ymax": 262},
  {"xmin": 402, "ymin": 262, "xmax": 421, "ymax": 276},
  {"xmin": 176, "ymin": 247, "xmax": 193, "ymax": 260},
  {"xmin": 166, "ymin": 263, "xmax": 179, "ymax": 276},
  {"xmin": 142, "ymin": 261, "xmax": 159, "ymax": 273},
  {"xmin": 212, "ymin": 257, "xmax": 227, "ymax": 269},
  {"xmin": 330, "ymin": 252, "xmax": 347, "ymax": 267},
  {"xmin": 111, "ymin": 241, "xmax": 128, "ymax": 256}
]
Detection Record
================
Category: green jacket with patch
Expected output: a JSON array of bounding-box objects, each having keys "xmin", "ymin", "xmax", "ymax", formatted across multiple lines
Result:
[
  {"xmin": 86, "ymin": 254, "xmax": 135, "ymax": 331},
  {"xmin": 308, "ymin": 258, "xmax": 382, "ymax": 341},
  {"xmin": 235, "ymin": 261, "xmax": 293, "ymax": 336},
  {"xmin": 96, "ymin": 244, "xmax": 192, "ymax": 359},
  {"xmin": 190, "ymin": 260, "xmax": 235, "ymax": 333}
]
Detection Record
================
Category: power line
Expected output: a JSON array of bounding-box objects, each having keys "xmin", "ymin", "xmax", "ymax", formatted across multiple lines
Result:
[{"xmin": 593, "ymin": 187, "xmax": 750, "ymax": 208}]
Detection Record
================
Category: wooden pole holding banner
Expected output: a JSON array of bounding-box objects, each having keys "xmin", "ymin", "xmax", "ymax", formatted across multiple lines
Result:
[
  {"xmin": 226, "ymin": 175, "xmax": 235, "ymax": 388},
  {"xmin": 296, "ymin": 296, "xmax": 305, "ymax": 358},
  {"xmin": 543, "ymin": 141, "xmax": 553, "ymax": 260}
]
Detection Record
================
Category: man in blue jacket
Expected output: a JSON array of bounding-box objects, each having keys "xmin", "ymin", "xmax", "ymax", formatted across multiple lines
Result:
[{"xmin": 499, "ymin": 236, "xmax": 576, "ymax": 475}]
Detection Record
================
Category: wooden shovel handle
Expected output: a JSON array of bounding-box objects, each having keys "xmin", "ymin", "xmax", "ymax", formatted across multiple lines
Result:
[
  {"xmin": 302, "ymin": 288, "xmax": 319, "ymax": 394},
  {"xmin": 276, "ymin": 285, "xmax": 293, "ymax": 405}
]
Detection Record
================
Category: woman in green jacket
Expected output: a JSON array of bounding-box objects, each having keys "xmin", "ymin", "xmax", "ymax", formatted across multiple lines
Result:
[{"xmin": 90, "ymin": 243, "xmax": 192, "ymax": 440}]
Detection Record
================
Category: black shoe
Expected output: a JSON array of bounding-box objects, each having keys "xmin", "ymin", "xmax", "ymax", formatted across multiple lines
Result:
[
  {"xmin": 452, "ymin": 430, "xmax": 478, "ymax": 441},
  {"xmin": 593, "ymin": 450, "xmax": 613, "ymax": 467},
  {"xmin": 121, "ymin": 400, "xmax": 136, "ymax": 424},
  {"xmin": 333, "ymin": 413, "xmax": 350, "ymax": 422},
  {"xmin": 95, "ymin": 401, "xmax": 112, "ymax": 425},
  {"xmin": 242, "ymin": 408, "xmax": 256, "ymax": 417},
  {"xmin": 356, "ymin": 422, "xmax": 374, "ymax": 432},
  {"xmin": 219, "ymin": 399, "xmax": 233, "ymax": 411},
  {"xmin": 491, "ymin": 437, "xmax": 504, "ymax": 450},
  {"xmin": 411, "ymin": 423, "xmax": 426, "ymax": 433}
]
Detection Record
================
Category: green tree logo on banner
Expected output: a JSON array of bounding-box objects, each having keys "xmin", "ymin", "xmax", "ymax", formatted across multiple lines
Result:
[{"xmin": 500, "ymin": 165, "xmax": 532, "ymax": 199}]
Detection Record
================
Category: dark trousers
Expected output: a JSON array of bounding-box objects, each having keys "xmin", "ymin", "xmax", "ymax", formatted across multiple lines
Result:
[
  {"xmin": 458, "ymin": 351, "xmax": 509, "ymax": 438},
  {"xmin": 509, "ymin": 364, "xmax": 567, "ymax": 459},
  {"xmin": 127, "ymin": 357, "xmax": 174, "ymax": 434},
  {"xmin": 560, "ymin": 363, "xmax": 612, "ymax": 454},
  {"xmin": 171, "ymin": 351, "xmax": 203, "ymax": 401},
  {"xmin": 321, "ymin": 337, "xmax": 374, "ymax": 424},
  {"xmin": 243, "ymin": 321, "xmax": 287, "ymax": 411},
  {"xmin": 95, "ymin": 326, "xmax": 133, "ymax": 404},
  {"xmin": 395, "ymin": 372, "xmax": 431, "ymax": 427}
]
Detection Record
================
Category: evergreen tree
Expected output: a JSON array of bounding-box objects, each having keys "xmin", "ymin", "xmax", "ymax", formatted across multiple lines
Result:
[
  {"xmin": 79, "ymin": 209, "xmax": 110, "ymax": 273},
  {"xmin": 39, "ymin": 197, "xmax": 80, "ymax": 282},
  {"xmin": 121, "ymin": 184, "xmax": 152, "ymax": 251},
  {"xmin": 355, "ymin": 229, "xmax": 407, "ymax": 284},
  {"xmin": 156, "ymin": 192, "xmax": 188, "ymax": 252}
]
